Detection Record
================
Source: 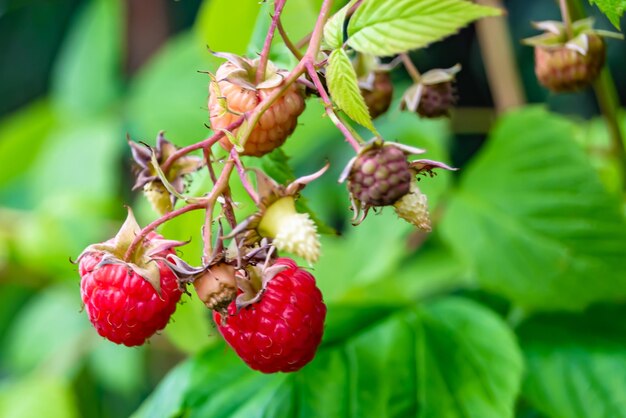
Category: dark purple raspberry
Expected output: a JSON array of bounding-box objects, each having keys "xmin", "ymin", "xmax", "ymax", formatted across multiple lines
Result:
[
  {"xmin": 416, "ymin": 82, "xmax": 456, "ymax": 118},
  {"xmin": 361, "ymin": 72, "xmax": 393, "ymax": 119},
  {"xmin": 348, "ymin": 145, "xmax": 412, "ymax": 207}
]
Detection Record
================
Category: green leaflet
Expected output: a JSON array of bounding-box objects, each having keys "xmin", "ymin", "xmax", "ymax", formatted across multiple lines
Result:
[
  {"xmin": 347, "ymin": 0, "xmax": 501, "ymax": 56},
  {"xmin": 326, "ymin": 48, "xmax": 376, "ymax": 133}
]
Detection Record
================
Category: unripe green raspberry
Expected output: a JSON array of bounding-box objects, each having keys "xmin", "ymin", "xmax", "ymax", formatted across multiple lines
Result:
[
  {"xmin": 394, "ymin": 181, "xmax": 431, "ymax": 231},
  {"xmin": 348, "ymin": 145, "xmax": 412, "ymax": 207}
]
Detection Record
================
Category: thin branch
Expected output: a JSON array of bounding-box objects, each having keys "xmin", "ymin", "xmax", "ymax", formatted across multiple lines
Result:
[
  {"xmin": 474, "ymin": 0, "xmax": 525, "ymax": 112},
  {"xmin": 277, "ymin": 18, "xmax": 303, "ymax": 60},
  {"xmin": 559, "ymin": 0, "xmax": 574, "ymax": 39},
  {"xmin": 400, "ymin": 53, "xmax": 421, "ymax": 83},
  {"xmin": 295, "ymin": 32, "xmax": 312, "ymax": 49},
  {"xmin": 256, "ymin": 0, "xmax": 287, "ymax": 84},
  {"xmin": 230, "ymin": 149, "xmax": 260, "ymax": 205},
  {"xmin": 162, "ymin": 117, "xmax": 244, "ymax": 173},
  {"xmin": 124, "ymin": 202, "xmax": 206, "ymax": 261},
  {"xmin": 306, "ymin": 62, "xmax": 362, "ymax": 152},
  {"xmin": 567, "ymin": 0, "xmax": 626, "ymax": 190}
]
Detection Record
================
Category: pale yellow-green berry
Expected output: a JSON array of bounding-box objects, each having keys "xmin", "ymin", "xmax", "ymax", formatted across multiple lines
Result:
[
  {"xmin": 393, "ymin": 182, "xmax": 432, "ymax": 232},
  {"xmin": 258, "ymin": 197, "xmax": 321, "ymax": 264}
]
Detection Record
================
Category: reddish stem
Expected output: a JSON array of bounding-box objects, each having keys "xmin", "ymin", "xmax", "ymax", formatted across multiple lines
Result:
[
  {"xmin": 161, "ymin": 117, "xmax": 244, "ymax": 173},
  {"xmin": 124, "ymin": 202, "xmax": 206, "ymax": 261},
  {"xmin": 256, "ymin": 0, "xmax": 287, "ymax": 85},
  {"xmin": 306, "ymin": 62, "xmax": 361, "ymax": 152},
  {"xmin": 277, "ymin": 18, "xmax": 303, "ymax": 60},
  {"xmin": 230, "ymin": 149, "xmax": 260, "ymax": 205}
]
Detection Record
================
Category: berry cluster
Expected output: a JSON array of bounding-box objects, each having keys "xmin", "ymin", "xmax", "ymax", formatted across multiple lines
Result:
[{"xmin": 72, "ymin": 1, "xmax": 583, "ymax": 374}]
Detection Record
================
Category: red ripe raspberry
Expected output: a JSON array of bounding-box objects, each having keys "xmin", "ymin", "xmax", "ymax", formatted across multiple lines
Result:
[
  {"xmin": 208, "ymin": 57, "xmax": 306, "ymax": 157},
  {"xmin": 79, "ymin": 232, "xmax": 182, "ymax": 347},
  {"xmin": 214, "ymin": 258, "xmax": 326, "ymax": 373},
  {"xmin": 534, "ymin": 34, "xmax": 605, "ymax": 92}
]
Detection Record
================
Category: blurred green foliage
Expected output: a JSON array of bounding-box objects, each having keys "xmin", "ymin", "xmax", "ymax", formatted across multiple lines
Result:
[{"xmin": 1, "ymin": 0, "xmax": 626, "ymax": 417}]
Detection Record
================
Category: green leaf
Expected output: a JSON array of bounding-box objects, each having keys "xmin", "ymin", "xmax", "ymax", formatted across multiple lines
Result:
[
  {"xmin": 195, "ymin": 0, "xmax": 260, "ymax": 54},
  {"xmin": 88, "ymin": 340, "xmax": 145, "ymax": 395},
  {"xmin": 163, "ymin": 294, "xmax": 216, "ymax": 355},
  {"xmin": 134, "ymin": 297, "xmax": 522, "ymax": 418},
  {"xmin": 326, "ymin": 48, "xmax": 376, "ymax": 133},
  {"xmin": 588, "ymin": 0, "xmax": 626, "ymax": 29},
  {"xmin": 440, "ymin": 107, "xmax": 626, "ymax": 311},
  {"xmin": 414, "ymin": 298, "xmax": 522, "ymax": 418},
  {"xmin": 518, "ymin": 305, "xmax": 626, "ymax": 418},
  {"xmin": 323, "ymin": 1, "xmax": 358, "ymax": 49},
  {"xmin": 0, "ymin": 376, "xmax": 80, "ymax": 418},
  {"xmin": 347, "ymin": 0, "xmax": 502, "ymax": 56},
  {"xmin": 2, "ymin": 284, "xmax": 91, "ymax": 376},
  {"xmin": 51, "ymin": 0, "xmax": 123, "ymax": 119},
  {"xmin": 0, "ymin": 100, "xmax": 56, "ymax": 187}
]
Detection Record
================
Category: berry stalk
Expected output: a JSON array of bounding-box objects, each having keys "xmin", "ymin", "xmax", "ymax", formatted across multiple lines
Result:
[
  {"xmin": 400, "ymin": 53, "xmax": 421, "ymax": 83},
  {"xmin": 566, "ymin": 0, "xmax": 626, "ymax": 191},
  {"xmin": 306, "ymin": 62, "xmax": 363, "ymax": 152},
  {"xmin": 256, "ymin": 0, "xmax": 287, "ymax": 85},
  {"xmin": 161, "ymin": 117, "xmax": 244, "ymax": 174}
]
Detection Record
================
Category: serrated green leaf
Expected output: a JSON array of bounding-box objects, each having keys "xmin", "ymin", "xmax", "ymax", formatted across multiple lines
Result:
[
  {"xmin": 519, "ymin": 305, "xmax": 626, "ymax": 418},
  {"xmin": 322, "ymin": 1, "xmax": 357, "ymax": 49},
  {"xmin": 347, "ymin": 0, "xmax": 502, "ymax": 56},
  {"xmin": 440, "ymin": 107, "xmax": 626, "ymax": 311},
  {"xmin": 589, "ymin": 0, "xmax": 626, "ymax": 29},
  {"xmin": 326, "ymin": 48, "xmax": 376, "ymax": 133},
  {"xmin": 134, "ymin": 297, "xmax": 522, "ymax": 418}
]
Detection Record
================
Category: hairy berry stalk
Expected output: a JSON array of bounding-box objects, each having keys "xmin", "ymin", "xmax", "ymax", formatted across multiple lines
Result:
[{"xmin": 256, "ymin": 0, "xmax": 287, "ymax": 84}]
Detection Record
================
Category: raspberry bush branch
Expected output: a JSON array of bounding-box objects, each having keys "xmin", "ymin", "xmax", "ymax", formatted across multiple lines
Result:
[
  {"xmin": 306, "ymin": 61, "xmax": 364, "ymax": 152},
  {"xmin": 255, "ymin": 0, "xmax": 287, "ymax": 85},
  {"xmin": 400, "ymin": 53, "xmax": 421, "ymax": 83},
  {"xmin": 75, "ymin": 0, "xmax": 502, "ymax": 373}
]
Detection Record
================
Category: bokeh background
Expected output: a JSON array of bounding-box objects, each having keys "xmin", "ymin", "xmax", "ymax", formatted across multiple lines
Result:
[{"xmin": 1, "ymin": 0, "xmax": 626, "ymax": 417}]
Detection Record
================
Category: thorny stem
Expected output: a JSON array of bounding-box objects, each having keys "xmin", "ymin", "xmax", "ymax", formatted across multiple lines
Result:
[
  {"xmin": 230, "ymin": 149, "xmax": 260, "ymax": 205},
  {"xmin": 129, "ymin": 0, "xmax": 337, "ymax": 256},
  {"xmin": 277, "ymin": 18, "xmax": 303, "ymax": 60},
  {"xmin": 256, "ymin": 0, "xmax": 287, "ymax": 84},
  {"xmin": 201, "ymin": 160, "xmax": 235, "ymax": 261},
  {"xmin": 306, "ymin": 62, "xmax": 362, "ymax": 152},
  {"xmin": 124, "ymin": 202, "xmax": 206, "ymax": 261},
  {"xmin": 400, "ymin": 53, "xmax": 421, "ymax": 83},
  {"xmin": 559, "ymin": 0, "xmax": 574, "ymax": 39},
  {"xmin": 162, "ymin": 117, "xmax": 244, "ymax": 173},
  {"xmin": 239, "ymin": 0, "xmax": 334, "ymax": 149}
]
